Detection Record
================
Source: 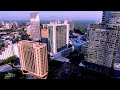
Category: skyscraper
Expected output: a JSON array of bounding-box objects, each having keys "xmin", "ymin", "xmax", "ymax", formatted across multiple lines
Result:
[
  {"xmin": 85, "ymin": 11, "xmax": 120, "ymax": 75},
  {"xmin": 64, "ymin": 20, "xmax": 74, "ymax": 30},
  {"xmin": 18, "ymin": 40, "xmax": 48, "ymax": 79},
  {"xmin": 29, "ymin": 12, "xmax": 41, "ymax": 41},
  {"xmin": 5, "ymin": 23, "xmax": 10, "ymax": 29},
  {"xmin": 47, "ymin": 22, "xmax": 69, "ymax": 55},
  {"xmin": 86, "ymin": 24, "xmax": 120, "ymax": 66},
  {"xmin": 64, "ymin": 20, "xmax": 74, "ymax": 34},
  {"xmin": 102, "ymin": 11, "xmax": 120, "ymax": 28}
]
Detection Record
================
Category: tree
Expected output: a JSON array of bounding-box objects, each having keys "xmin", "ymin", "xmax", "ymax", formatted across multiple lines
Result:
[
  {"xmin": 68, "ymin": 50, "xmax": 84, "ymax": 65},
  {"xmin": 1, "ymin": 55, "xmax": 17, "ymax": 65},
  {"xmin": 0, "ymin": 72, "xmax": 5, "ymax": 79},
  {"xmin": 24, "ymin": 31, "xmax": 30, "ymax": 40},
  {"xmin": 4, "ymin": 76, "xmax": 11, "ymax": 79},
  {"xmin": 74, "ymin": 23, "xmax": 86, "ymax": 35},
  {"xmin": 0, "ymin": 42, "xmax": 5, "ymax": 47}
]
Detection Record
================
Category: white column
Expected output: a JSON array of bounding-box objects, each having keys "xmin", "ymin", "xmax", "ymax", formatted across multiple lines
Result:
[
  {"xmin": 53, "ymin": 25, "xmax": 56, "ymax": 54},
  {"xmin": 66, "ymin": 24, "xmax": 70, "ymax": 48}
]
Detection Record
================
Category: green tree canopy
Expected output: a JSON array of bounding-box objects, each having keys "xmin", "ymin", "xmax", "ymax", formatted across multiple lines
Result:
[
  {"xmin": 1, "ymin": 55, "xmax": 17, "ymax": 65},
  {"xmin": 0, "ymin": 42, "xmax": 5, "ymax": 47},
  {"xmin": 0, "ymin": 72, "xmax": 5, "ymax": 79}
]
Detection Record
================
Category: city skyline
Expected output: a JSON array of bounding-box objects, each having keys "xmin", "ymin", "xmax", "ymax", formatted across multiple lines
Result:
[{"xmin": 0, "ymin": 11, "xmax": 102, "ymax": 21}]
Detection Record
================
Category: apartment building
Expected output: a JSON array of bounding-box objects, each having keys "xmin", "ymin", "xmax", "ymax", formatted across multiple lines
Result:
[
  {"xmin": 64, "ymin": 20, "xmax": 74, "ymax": 34},
  {"xmin": 47, "ymin": 21, "xmax": 69, "ymax": 55},
  {"xmin": 85, "ymin": 23, "xmax": 120, "ymax": 75},
  {"xmin": 102, "ymin": 11, "xmax": 120, "ymax": 28},
  {"xmin": 18, "ymin": 40, "xmax": 48, "ymax": 79}
]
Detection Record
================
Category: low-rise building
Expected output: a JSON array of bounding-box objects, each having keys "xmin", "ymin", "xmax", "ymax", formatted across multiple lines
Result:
[
  {"xmin": 54, "ymin": 57, "xmax": 70, "ymax": 63},
  {"xmin": 70, "ymin": 38, "xmax": 87, "ymax": 51},
  {"xmin": 0, "ymin": 40, "xmax": 19, "ymax": 61},
  {"xmin": 50, "ymin": 46, "xmax": 74, "ymax": 60},
  {"xmin": 0, "ymin": 64, "xmax": 12, "ymax": 72}
]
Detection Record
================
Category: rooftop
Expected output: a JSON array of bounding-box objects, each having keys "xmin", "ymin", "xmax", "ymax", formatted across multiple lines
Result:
[
  {"xmin": 70, "ymin": 38, "xmax": 86, "ymax": 46},
  {"xmin": 54, "ymin": 57, "xmax": 69, "ymax": 63}
]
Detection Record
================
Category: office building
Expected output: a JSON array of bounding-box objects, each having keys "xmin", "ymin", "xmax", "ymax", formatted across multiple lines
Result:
[
  {"xmin": 18, "ymin": 40, "xmax": 48, "ymax": 79},
  {"xmin": 29, "ymin": 12, "xmax": 41, "ymax": 41},
  {"xmin": 102, "ymin": 11, "xmax": 120, "ymax": 28},
  {"xmin": 47, "ymin": 21, "xmax": 69, "ymax": 55}
]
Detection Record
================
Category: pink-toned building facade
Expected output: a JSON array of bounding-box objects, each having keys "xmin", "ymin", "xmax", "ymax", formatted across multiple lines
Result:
[
  {"xmin": 41, "ymin": 28, "xmax": 48, "ymax": 39},
  {"xmin": 18, "ymin": 40, "xmax": 48, "ymax": 79}
]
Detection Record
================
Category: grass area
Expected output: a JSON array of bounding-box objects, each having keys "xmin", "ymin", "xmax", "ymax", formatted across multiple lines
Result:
[{"xmin": 4, "ymin": 76, "xmax": 11, "ymax": 79}]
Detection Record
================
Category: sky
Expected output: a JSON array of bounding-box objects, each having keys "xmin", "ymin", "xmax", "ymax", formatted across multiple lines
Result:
[{"xmin": 0, "ymin": 11, "xmax": 103, "ymax": 21}]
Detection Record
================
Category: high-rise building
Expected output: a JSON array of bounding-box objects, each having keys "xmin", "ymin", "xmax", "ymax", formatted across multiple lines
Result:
[
  {"xmin": 85, "ymin": 11, "xmax": 120, "ymax": 76},
  {"xmin": 47, "ymin": 22, "xmax": 69, "ymax": 55},
  {"xmin": 9, "ymin": 22, "xmax": 13, "ymax": 29},
  {"xmin": 5, "ymin": 23, "xmax": 10, "ymax": 29},
  {"xmin": 0, "ymin": 21, "xmax": 4, "ymax": 28},
  {"xmin": 0, "ymin": 21, "xmax": 4, "ymax": 26},
  {"xmin": 86, "ymin": 25, "xmax": 120, "ymax": 75},
  {"xmin": 13, "ymin": 21, "xmax": 19, "ymax": 29},
  {"xmin": 86, "ymin": 24, "xmax": 120, "ymax": 65},
  {"xmin": 18, "ymin": 40, "xmax": 48, "ymax": 79},
  {"xmin": 102, "ymin": 11, "xmax": 120, "ymax": 28},
  {"xmin": 64, "ymin": 20, "xmax": 74, "ymax": 30},
  {"xmin": 64, "ymin": 20, "xmax": 74, "ymax": 34},
  {"xmin": 29, "ymin": 12, "xmax": 41, "ymax": 41}
]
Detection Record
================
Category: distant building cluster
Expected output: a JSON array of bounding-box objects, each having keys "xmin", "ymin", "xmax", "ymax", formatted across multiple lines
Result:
[
  {"xmin": 18, "ymin": 12, "xmax": 86, "ymax": 79},
  {"xmin": 0, "ymin": 21, "xmax": 20, "ymax": 30}
]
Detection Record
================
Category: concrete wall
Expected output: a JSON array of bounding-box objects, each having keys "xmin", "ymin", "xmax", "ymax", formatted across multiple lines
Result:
[{"xmin": 50, "ymin": 46, "xmax": 74, "ymax": 60}]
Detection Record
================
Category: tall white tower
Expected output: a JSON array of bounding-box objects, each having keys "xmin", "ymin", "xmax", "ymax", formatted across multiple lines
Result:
[{"xmin": 47, "ymin": 22, "xmax": 70, "ymax": 54}]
